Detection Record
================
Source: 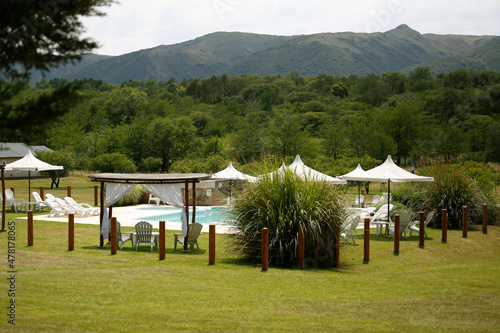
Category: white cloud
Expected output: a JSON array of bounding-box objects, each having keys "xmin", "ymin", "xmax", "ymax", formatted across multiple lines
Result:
[{"xmin": 81, "ymin": 0, "xmax": 500, "ymax": 55}]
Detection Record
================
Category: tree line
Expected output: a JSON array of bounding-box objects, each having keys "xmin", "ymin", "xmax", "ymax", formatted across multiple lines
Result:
[{"xmin": 10, "ymin": 68, "xmax": 500, "ymax": 178}]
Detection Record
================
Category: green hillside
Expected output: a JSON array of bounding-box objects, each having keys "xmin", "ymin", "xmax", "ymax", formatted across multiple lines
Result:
[{"xmin": 30, "ymin": 25, "xmax": 499, "ymax": 84}]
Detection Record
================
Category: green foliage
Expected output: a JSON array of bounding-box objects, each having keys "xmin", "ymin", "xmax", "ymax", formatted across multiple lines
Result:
[
  {"xmin": 89, "ymin": 153, "xmax": 137, "ymax": 173},
  {"xmin": 395, "ymin": 161, "xmax": 491, "ymax": 229},
  {"xmin": 115, "ymin": 185, "xmax": 146, "ymax": 206},
  {"xmin": 229, "ymin": 160, "xmax": 347, "ymax": 268}
]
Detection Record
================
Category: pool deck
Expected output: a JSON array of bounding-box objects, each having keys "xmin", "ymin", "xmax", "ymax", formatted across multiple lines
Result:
[{"xmin": 31, "ymin": 204, "xmax": 236, "ymax": 234}]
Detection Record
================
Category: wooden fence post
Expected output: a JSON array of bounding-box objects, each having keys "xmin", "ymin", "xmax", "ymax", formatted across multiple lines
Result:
[
  {"xmin": 94, "ymin": 185, "xmax": 98, "ymax": 207},
  {"xmin": 442, "ymin": 209, "xmax": 447, "ymax": 244},
  {"xmin": 363, "ymin": 218, "xmax": 370, "ymax": 263},
  {"xmin": 334, "ymin": 223, "xmax": 340, "ymax": 268},
  {"xmin": 110, "ymin": 217, "xmax": 117, "ymax": 255},
  {"xmin": 394, "ymin": 214, "xmax": 400, "ymax": 255},
  {"xmin": 298, "ymin": 225, "xmax": 305, "ymax": 269},
  {"xmin": 159, "ymin": 221, "xmax": 165, "ymax": 260},
  {"xmin": 261, "ymin": 228, "xmax": 269, "ymax": 272},
  {"xmin": 40, "ymin": 186, "xmax": 44, "ymax": 200},
  {"xmin": 68, "ymin": 213, "xmax": 74, "ymax": 251},
  {"xmin": 27, "ymin": 210, "xmax": 33, "ymax": 247},
  {"xmin": 462, "ymin": 206, "xmax": 468, "ymax": 238},
  {"xmin": 67, "ymin": 185, "xmax": 71, "ymax": 197},
  {"xmin": 419, "ymin": 211, "xmax": 425, "ymax": 249},
  {"xmin": 209, "ymin": 224, "xmax": 216, "ymax": 265},
  {"xmin": 483, "ymin": 204, "xmax": 488, "ymax": 235}
]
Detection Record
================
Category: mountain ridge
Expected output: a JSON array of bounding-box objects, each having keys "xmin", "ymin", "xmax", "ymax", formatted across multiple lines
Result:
[{"xmin": 30, "ymin": 25, "xmax": 500, "ymax": 84}]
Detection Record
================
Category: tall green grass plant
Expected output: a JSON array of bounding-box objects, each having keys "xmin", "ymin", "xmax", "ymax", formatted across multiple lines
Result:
[{"xmin": 229, "ymin": 160, "xmax": 347, "ymax": 268}]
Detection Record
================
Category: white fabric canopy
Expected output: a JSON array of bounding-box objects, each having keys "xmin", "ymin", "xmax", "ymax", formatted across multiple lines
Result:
[
  {"xmin": 211, "ymin": 162, "xmax": 257, "ymax": 182},
  {"xmin": 4, "ymin": 150, "xmax": 63, "ymax": 172},
  {"xmin": 142, "ymin": 183, "xmax": 188, "ymax": 236},
  {"xmin": 284, "ymin": 155, "xmax": 346, "ymax": 184},
  {"xmin": 101, "ymin": 183, "xmax": 136, "ymax": 239},
  {"xmin": 338, "ymin": 164, "xmax": 368, "ymax": 181},
  {"xmin": 345, "ymin": 156, "xmax": 434, "ymax": 183}
]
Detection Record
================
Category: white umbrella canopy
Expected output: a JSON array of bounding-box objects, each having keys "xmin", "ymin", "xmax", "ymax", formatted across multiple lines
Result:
[
  {"xmin": 338, "ymin": 164, "xmax": 368, "ymax": 205},
  {"xmin": 4, "ymin": 150, "xmax": 63, "ymax": 202},
  {"xmin": 211, "ymin": 162, "xmax": 257, "ymax": 182},
  {"xmin": 287, "ymin": 155, "xmax": 346, "ymax": 184},
  {"xmin": 342, "ymin": 155, "xmax": 434, "ymax": 222}
]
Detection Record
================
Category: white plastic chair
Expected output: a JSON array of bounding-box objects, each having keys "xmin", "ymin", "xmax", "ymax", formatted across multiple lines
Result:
[
  {"xmin": 148, "ymin": 194, "xmax": 160, "ymax": 206},
  {"xmin": 174, "ymin": 223, "xmax": 203, "ymax": 251},
  {"xmin": 135, "ymin": 221, "xmax": 157, "ymax": 251},
  {"xmin": 409, "ymin": 211, "xmax": 435, "ymax": 238},
  {"xmin": 388, "ymin": 213, "xmax": 413, "ymax": 239}
]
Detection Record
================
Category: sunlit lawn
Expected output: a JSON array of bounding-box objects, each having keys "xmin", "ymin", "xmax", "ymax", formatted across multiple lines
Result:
[
  {"xmin": 1, "ymin": 174, "xmax": 499, "ymax": 331},
  {"xmin": 1, "ymin": 209, "xmax": 499, "ymax": 332}
]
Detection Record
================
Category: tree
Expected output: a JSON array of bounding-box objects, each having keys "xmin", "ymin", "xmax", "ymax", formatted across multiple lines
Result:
[
  {"xmin": 330, "ymin": 83, "xmax": 349, "ymax": 99},
  {"xmin": 0, "ymin": 0, "xmax": 113, "ymax": 141},
  {"xmin": 1, "ymin": 0, "xmax": 113, "ymax": 80}
]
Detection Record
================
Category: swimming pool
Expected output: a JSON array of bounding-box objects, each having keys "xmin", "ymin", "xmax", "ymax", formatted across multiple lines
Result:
[{"xmin": 132, "ymin": 206, "xmax": 233, "ymax": 224}]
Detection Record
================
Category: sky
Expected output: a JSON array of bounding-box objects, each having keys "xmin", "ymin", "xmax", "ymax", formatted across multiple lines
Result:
[{"xmin": 81, "ymin": 0, "xmax": 500, "ymax": 56}]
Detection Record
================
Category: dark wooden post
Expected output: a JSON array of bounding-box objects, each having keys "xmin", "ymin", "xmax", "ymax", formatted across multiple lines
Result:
[
  {"xmin": 298, "ymin": 225, "xmax": 305, "ymax": 270},
  {"xmin": 462, "ymin": 206, "xmax": 468, "ymax": 238},
  {"xmin": 99, "ymin": 181, "xmax": 105, "ymax": 247},
  {"xmin": 192, "ymin": 182, "xmax": 196, "ymax": 224},
  {"xmin": 27, "ymin": 210, "xmax": 33, "ymax": 246},
  {"xmin": 442, "ymin": 209, "xmax": 447, "ymax": 244},
  {"xmin": 363, "ymin": 218, "xmax": 370, "ymax": 263},
  {"xmin": 94, "ymin": 185, "xmax": 98, "ymax": 207},
  {"xmin": 209, "ymin": 224, "xmax": 216, "ymax": 265},
  {"xmin": 261, "ymin": 227, "xmax": 269, "ymax": 272},
  {"xmin": 68, "ymin": 213, "xmax": 74, "ymax": 251},
  {"xmin": 483, "ymin": 204, "xmax": 488, "ymax": 234},
  {"xmin": 334, "ymin": 223, "xmax": 340, "ymax": 268},
  {"xmin": 394, "ymin": 214, "xmax": 400, "ymax": 255},
  {"xmin": 40, "ymin": 186, "xmax": 44, "ymax": 200},
  {"xmin": 419, "ymin": 211, "xmax": 425, "ymax": 249},
  {"xmin": 183, "ymin": 182, "xmax": 190, "ymax": 253},
  {"xmin": 10, "ymin": 186, "xmax": 14, "ymax": 196},
  {"xmin": 67, "ymin": 185, "xmax": 71, "ymax": 197},
  {"xmin": 110, "ymin": 217, "xmax": 117, "ymax": 255},
  {"xmin": 159, "ymin": 221, "xmax": 165, "ymax": 261}
]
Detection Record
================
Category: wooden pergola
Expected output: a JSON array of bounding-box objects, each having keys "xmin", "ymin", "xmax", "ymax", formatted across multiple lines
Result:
[{"xmin": 89, "ymin": 173, "xmax": 212, "ymax": 250}]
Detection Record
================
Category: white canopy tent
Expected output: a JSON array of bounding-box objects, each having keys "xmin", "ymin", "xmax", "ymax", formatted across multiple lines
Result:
[
  {"xmin": 338, "ymin": 164, "xmax": 368, "ymax": 205},
  {"xmin": 265, "ymin": 155, "xmax": 346, "ymax": 184},
  {"xmin": 4, "ymin": 150, "xmax": 63, "ymax": 202},
  {"xmin": 343, "ymin": 155, "xmax": 434, "ymax": 221},
  {"xmin": 211, "ymin": 162, "xmax": 257, "ymax": 182}
]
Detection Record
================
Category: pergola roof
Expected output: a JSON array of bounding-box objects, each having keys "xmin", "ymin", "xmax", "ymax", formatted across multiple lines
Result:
[{"xmin": 89, "ymin": 173, "xmax": 212, "ymax": 184}]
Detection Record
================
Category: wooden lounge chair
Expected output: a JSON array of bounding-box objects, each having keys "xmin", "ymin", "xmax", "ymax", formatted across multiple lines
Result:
[
  {"xmin": 135, "ymin": 221, "xmax": 157, "ymax": 251},
  {"xmin": 174, "ymin": 223, "xmax": 203, "ymax": 251}
]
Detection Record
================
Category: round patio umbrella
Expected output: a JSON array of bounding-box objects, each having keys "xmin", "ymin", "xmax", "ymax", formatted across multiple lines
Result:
[{"xmin": 343, "ymin": 155, "xmax": 434, "ymax": 221}]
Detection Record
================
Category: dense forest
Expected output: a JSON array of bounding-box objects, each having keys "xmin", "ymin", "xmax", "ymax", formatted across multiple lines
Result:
[{"xmin": 9, "ymin": 68, "xmax": 500, "ymax": 178}]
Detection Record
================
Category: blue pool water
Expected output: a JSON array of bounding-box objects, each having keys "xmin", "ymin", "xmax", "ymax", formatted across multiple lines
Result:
[{"xmin": 132, "ymin": 206, "xmax": 233, "ymax": 224}]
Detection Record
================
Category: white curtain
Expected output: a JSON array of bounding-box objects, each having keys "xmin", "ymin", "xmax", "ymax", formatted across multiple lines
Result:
[
  {"xmin": 142, "ymin": 184, "xmax": 188, "ymax": 236},
  {"xmin": 101, "ymin": 183, "xmax": 136, "ymax": 239}
]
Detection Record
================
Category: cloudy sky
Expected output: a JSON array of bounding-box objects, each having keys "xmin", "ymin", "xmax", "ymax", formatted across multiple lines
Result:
[{"xmin": 81, "ymin": 0, "xmax": 500, "ymax": 56}]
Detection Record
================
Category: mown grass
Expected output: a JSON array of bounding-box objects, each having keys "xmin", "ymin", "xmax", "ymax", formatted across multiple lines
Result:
[{"xmin": 1, "ymin": 210, "xmax": 499, "ymax": 332}]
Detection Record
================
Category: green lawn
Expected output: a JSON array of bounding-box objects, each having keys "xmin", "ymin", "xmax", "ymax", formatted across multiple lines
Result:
[{"xmin": 1, "ymin": 210, "xmax": 499, "ymax": 332}]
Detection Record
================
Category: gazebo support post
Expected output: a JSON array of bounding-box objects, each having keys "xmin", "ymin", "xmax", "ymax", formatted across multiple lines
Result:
[
  {"xmin": 99, "ymin": 181, "xmax": 105, "ymax": 248},
  {"xmin": 192, "ymin": 182, "xmax": 196, "ymax": 224},
  {"xmin": 183, "ymin": 181, "xmax": 190, "ymax": 253}
]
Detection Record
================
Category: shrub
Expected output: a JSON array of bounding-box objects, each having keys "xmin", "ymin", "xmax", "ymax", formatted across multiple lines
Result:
[
  {"xmin": 89, "ymin": 153, "xmax": 137, "ymax": 173},
  {"xmin": 229, "ymin": 162, "xmax": 347, "ymax": 268},
  {"xmin": 114, "ymin": 185, "xmax": 146, "ymax": 207},
  {"xmin": 395, "ymin": 161, "xmax": 491, "ymax": 229}
]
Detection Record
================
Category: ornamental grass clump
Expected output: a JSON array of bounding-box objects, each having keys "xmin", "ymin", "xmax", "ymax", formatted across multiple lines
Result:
[{"xmin": 229, "ymin": 163, "xmax": 347, "ymax": 268}]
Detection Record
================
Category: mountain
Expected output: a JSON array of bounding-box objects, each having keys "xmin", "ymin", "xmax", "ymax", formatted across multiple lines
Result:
[{"xmin": 30, "ymin": 25, "xmax": 499, "ymax": 84}]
